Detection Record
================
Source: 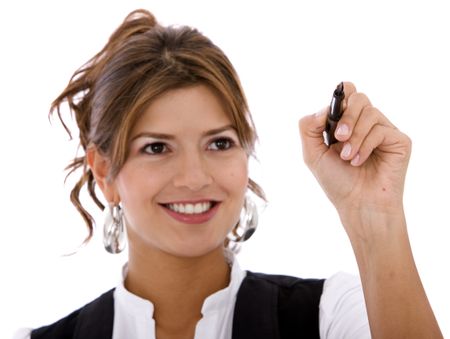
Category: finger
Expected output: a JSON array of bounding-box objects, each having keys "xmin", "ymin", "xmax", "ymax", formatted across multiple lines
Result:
[
  {"xmin": 341, "ymin": 81, "xmax": 357, "ymax": 111},
  {"xmin": 347, "ymin": 93, "xmax": 395, "ymax": 128},
  {"xmin": 348, "ymin": 125, "xmax": 411, "ymax": 167},
  {"xmin": 339, "ymin": 106, "xmax": 393, "ymax": 161},
  {"xmin": 335, "ymin": 92, "xmax": 372, "ymax": 142},
  {"xmin": 298, "ymin": 107, "xmax": 329, "ymax": 168}
]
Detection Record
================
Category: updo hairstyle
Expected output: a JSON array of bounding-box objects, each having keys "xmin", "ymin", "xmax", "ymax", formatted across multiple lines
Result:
[{"xmin": 51, "ymin": 9, "xmax": 265, "ymax": 245}]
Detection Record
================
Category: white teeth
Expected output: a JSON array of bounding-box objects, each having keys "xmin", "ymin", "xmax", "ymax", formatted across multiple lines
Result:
[
  {"xmin": 167, "ymin": 202, "xmax": 213, "ymax": 214},
  {"xmin": 185, "ymin": 204, "xmax": 194, "ymax": 214}
]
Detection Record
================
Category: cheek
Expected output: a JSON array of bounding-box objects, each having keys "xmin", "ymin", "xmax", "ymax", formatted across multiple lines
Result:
[
  {"xmin": 114, "ymin": 162, "xmax": 168, "ymax": 206},
  {"xmin": 114, "ymin": 162, "xmax": 172, "ymax": 234},
  {"xmin": 216, "ymin": 154, "xmax": 249, "ymax": 194}
]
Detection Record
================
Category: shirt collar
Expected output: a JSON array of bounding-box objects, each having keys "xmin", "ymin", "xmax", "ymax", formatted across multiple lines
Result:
[
  {"xmin": 201, "ymin": 257, "xmax": 246, "ymax": 316},
  {"xmin": 114, "ymin": 254, "xmax": 246, "ymax": 319}
]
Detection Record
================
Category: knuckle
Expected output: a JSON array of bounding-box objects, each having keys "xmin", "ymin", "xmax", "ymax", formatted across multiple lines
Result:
[
  {"xmin": 402, "ymin": 133, "xmax": 413, "ymax": 150},
  {"xmin": 298, "ymin": 115, "xmax": 308, "ymax": 129},
  {"xmin": 348, "ymin": 129, "xmax": 363, "ymax": 146},
  {"xmin": 362, "ymin": 105, "xmax": 379, "ymax": 119},
  {"xmin": 343, "ymin": 82, "xmax": 357, "ymax": 95},
  {"xmin": 298, "ymin": 115, "xmax": 311, "ymax": 134},
  {"xmin": 348, "ymin": 92, "xmax": 370, "ymax": 106},
  {"xmin": 372, "ymin": 123, "xmax": 385, "ymax": 136}
]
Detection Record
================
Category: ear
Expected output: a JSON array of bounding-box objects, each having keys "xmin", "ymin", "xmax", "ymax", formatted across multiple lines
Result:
[{"xmin": 86, "ymin": 146, "xmax": 120, "ymax": 204}]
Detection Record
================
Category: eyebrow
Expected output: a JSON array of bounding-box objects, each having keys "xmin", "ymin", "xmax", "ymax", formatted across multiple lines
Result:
[{"xmin": 131, "ymin": 124, "xmax": 237, "ymax": 141}]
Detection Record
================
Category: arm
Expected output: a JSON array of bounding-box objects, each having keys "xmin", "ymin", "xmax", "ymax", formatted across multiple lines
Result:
[
  {"xmin": 298, "ymin": 82, "xmax": 443, "ymax": 338},
  {"xmin": 340, "ymin": 208, "xmax": 441, "ymax": 339}
]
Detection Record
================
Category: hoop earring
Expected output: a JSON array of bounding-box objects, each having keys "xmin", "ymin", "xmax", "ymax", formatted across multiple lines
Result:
[
  {"xmin": 103, "ymin": 204, "xmax": 126, "ymax": 254},
  {"xmin": 228, "ymin": 194, "xmax": 259, "ymax": 246}
]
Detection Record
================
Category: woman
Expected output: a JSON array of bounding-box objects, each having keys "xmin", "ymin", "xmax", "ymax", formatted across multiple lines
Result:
[{"xmin": 16, "ymin": 8, "xmax": 443, "ymax": 339}]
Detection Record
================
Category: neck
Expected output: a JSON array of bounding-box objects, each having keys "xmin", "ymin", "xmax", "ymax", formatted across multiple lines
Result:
[{"xmin": 124, "ymin": 243, "xmax": 231, "ymax": 332}]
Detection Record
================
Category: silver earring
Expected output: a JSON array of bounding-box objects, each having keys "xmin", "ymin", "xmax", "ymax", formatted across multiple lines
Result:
[
  {"xmin": 103, "ymin": 204, "xmax": 126, "ymax": 254},
  {"xmin": 228, "ymin": 194, "xmax": 259, "ymax": 245}
]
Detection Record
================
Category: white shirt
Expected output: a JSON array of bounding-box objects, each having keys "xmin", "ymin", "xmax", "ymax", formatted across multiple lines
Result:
[{"xmin": 14, "ymin": 261, "xmax": 371, "ymax": 339}]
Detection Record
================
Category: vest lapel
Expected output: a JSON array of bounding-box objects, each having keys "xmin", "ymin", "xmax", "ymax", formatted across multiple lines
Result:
[
  {"xmin": 73, "ymin": 288, "xmax": 115, "ymax": 339},
  {"xmin": 232, "ymin": 272, "xmax": 280, "ymax": 339}
]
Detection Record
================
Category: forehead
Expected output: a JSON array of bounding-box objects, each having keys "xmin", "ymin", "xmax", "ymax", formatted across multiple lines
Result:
[{"xmin": 132, "ymin": 85, "xmax": 232, "ymax": 135}]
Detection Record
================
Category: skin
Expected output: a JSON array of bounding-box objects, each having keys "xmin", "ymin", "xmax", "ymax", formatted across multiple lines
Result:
[
  {"xmin": 88, "ymin": 84, "xmax": 248, "ymax": 338},
  {"xmin": 299, "ymin": 82, "xmax": 443, "ymax": 338},
  {"xmin": 87, "ymin": 81, "xmax": 443, "ymax": 338}
]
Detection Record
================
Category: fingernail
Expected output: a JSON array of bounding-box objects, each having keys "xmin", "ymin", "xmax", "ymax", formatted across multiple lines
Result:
[
  {"xmin": 351, "ymin": 153, "xmax": 360, "ymax": 166},
  {"xmin": 341, "ymin": 143, "xmax": 352, "ymax": 158},
  {"xmin": 336, "ymin": 124, "xmax": 349, "ymax": 136},
  {"xmin": 314, "ymin": 107, "xmax": 328, "ymax": 117}
]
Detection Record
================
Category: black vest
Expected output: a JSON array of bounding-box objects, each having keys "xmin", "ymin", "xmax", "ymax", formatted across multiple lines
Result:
[{"xmin": 31, "ymin": 271, "xmax": 324, "ymax": 339}]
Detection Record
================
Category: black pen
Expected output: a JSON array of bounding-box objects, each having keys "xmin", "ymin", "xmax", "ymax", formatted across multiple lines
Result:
[{"xmin": 325, "ymin": 82, "xmax": 345, "ymax": 146}]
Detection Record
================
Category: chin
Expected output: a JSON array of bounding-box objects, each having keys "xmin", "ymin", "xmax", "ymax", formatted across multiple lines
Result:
[{"xmin": 164, "ymin": 240, "xmax": 225, "ymax": 259}]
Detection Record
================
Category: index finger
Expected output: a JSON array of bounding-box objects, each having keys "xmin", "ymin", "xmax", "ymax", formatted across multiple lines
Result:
[{"xmin": 342, "ymin": 81, "xmax": 357, "ymax": 111}]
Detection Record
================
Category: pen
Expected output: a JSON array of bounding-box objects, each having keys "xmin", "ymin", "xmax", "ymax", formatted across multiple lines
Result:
[{"xmin": 325, "ymin": 82, "xmax": 345, "ymax": 146}]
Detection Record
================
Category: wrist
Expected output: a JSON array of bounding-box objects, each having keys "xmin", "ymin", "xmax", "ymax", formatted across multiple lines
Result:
[
  {"xmin": 338, "ymin": 206, "xmax": 408, "ymax": 248},
  {"xmin": 339, "ymin": 208, "xmax": 413, "ymax": 285}
]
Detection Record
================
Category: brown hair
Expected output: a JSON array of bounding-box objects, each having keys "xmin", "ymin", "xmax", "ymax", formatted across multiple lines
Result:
[{"xmin": 51, "ymin": 9, "xmax": 265, "ymax": 245}]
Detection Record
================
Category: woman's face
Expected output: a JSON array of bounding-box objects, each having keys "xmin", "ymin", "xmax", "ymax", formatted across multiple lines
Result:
[{"xmin": 113, "ymin": 84, "xmax": 248, "ymax": 258}]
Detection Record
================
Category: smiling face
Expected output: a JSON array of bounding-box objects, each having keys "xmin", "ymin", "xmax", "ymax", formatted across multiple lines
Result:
[{"xmin": 110, "ymin": 84, "xmax": 248, "ymax": 258}]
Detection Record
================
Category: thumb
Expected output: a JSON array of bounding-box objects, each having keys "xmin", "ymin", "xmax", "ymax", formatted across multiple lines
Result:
[{"xmin": 298, "ymin": 107, "xmax": 329, "ymax": 168}]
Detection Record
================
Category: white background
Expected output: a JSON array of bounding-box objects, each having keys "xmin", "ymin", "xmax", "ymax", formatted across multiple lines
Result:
[{"xmin": 1, "ymin": 0, "xmax": 449, "ymax": 337}]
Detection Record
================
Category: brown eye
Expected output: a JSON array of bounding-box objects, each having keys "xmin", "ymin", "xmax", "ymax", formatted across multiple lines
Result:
[
  {"xmin": 143, "ymin": 142, "xmax": 167, "ymax": 154},
  {"xmin": 208, "ymin": 137, "xmax": 234, "ymax": 151}
]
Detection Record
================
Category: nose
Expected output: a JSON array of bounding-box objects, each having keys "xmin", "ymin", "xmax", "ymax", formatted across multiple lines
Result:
[{"xmin": 172, "ymin": 151, "xmax": 213, "ymax": 191}]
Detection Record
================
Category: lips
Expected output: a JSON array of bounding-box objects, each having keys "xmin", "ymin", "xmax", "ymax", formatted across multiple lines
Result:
[{"xmin": 160, "ymin": 200, "xmax": 220, "ymax": 224}]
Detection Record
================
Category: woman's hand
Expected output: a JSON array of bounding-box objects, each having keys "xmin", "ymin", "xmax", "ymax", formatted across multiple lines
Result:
[
  {"xmin": 299, "ymin": 83, "xmax": 443, "ymax": 338},
  {"xmin": 299, "ymin": 82, "xmax": 411, "ymax": 223}
]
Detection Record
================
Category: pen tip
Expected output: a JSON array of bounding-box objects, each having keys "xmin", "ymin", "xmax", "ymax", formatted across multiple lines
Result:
[{"xmin": 335, "ymin": 82, "xmax": 344, "ymax": 96}]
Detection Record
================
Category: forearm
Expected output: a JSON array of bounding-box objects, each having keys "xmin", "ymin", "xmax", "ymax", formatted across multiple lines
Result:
[{"xmin": 340, "ymin": 209, "xmax": 443, "ymax": 339}]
